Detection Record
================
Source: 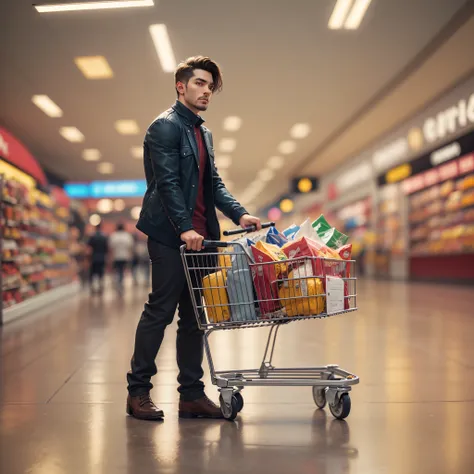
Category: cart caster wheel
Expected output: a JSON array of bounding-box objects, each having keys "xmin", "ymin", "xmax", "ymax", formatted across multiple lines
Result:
[
  {"xmin": 329, "ymin": 393, "xmax": 351, "ymax": 420},
  {"xmin": 312, "ymin": 386, "xmax": 326, "ymax": 409},
  {"xmin": 312, "ymin": 373, "xmax": 335, "ymax": 409},
  {"xmin": 219, "ymin": 394, "xmax": 239, "ymax": 421},
  {"xmin": 233, "ymin": 392, "xmax": 244, "ymax": 412}
]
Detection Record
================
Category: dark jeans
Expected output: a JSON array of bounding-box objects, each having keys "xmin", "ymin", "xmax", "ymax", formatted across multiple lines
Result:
[
  {"xmin": 90, "ymin": 261, "xmax": 105, "ymax": 289},
  {"xmin": 127, "ymin": 239, "xmax": 212, "ymax": 401},
  {"xmin": 114, "ymin": 260, "xmax": 128, "ymax": 287}
]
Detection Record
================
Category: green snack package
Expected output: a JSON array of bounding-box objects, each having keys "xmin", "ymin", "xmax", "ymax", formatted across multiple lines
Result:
[
  {"xmin": 312, "ymin": 215, "xmax": 349, "ymax": 249},
  {"xmin": 312, "ymin": 214, "xmax": 332, "ymax": 235}
]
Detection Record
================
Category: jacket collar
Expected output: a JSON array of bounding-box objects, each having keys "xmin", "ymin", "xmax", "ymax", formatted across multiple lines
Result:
[{"xmin": 172, "ymin": 100, "xmax": 205, "ymax": 127}]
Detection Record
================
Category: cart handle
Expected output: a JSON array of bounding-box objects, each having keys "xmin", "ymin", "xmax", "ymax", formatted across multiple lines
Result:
[
  {"xmin": 223, "ymin": 221, "xmax": 275, "ymax": 237},
  {"xmin": 202, "ymin": 240, "xmax": 230, "ymax": 248}
]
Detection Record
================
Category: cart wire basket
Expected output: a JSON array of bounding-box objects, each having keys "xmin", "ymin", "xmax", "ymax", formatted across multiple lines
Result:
[{"xmin": 180, "ymin": 223, "xmax": 359, "ymax": 421}]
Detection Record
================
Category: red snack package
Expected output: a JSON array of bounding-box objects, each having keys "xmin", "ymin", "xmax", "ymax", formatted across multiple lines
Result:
[
  {"xmin": 250, "ymin": 245, "xmax": 282, "ymax": 315},
  {"xmin": 282, "ymin": 237, "xmax": 324, "ymax": 276}
]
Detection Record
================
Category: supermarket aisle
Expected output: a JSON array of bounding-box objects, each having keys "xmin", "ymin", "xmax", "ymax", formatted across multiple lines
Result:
[{"xmin": 1, "ymin": 280, "xmax": 474, "ymax": 474}]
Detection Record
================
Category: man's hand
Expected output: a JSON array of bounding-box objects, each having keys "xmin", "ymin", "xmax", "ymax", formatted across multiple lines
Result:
[
  {"xmin": 181, "ymin": 230, "xmax": 205, "ymax": 251},
  {"xmin": 239, "ymin": 214, "xmax": 262, "ymax": 231}
]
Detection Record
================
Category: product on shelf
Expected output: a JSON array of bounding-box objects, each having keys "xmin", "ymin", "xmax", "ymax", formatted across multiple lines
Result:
[
  {"xmin": 408, "ymin": 172, "xmax": 474, "ymax": 257},
  {"xmin": 1, "ymin": 177, "xmax": 75, "ymax": 310}
]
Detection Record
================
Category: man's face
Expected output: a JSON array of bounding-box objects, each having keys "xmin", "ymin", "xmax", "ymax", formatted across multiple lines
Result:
[{"xmin": 177, "ymin": 69, "xmax": 214, "ymax": 113}]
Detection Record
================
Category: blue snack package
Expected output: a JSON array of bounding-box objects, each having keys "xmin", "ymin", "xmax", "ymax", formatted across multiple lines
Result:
[
  {"xmin": 265, "ymin": 227, "xmax": 288, "ymax": 247},
  {"xmin": 282, "ymin": 224, "xmax": 300, "ymax": 240}
]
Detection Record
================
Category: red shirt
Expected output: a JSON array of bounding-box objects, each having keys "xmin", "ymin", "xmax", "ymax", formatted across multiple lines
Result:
[{"xmin": 192, "ymin": 126, "xmax": 208, "ymax": 237}]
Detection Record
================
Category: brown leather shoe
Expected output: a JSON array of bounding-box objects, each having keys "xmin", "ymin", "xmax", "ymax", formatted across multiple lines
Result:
[
  {"xmin": 179, "ymin": 395, "xmax": 224, "ymax": 419},
  {"xmin": 126, "ymin": 393, "xmax": 164, "ymax": 421}
]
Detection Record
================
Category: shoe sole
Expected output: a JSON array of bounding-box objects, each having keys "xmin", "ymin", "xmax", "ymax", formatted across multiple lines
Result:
[
  {"xmin": 178, "ymin": 411, "xmax": 224, "ymax": 419},
  {"xmin": 126, "ymin": 403, "xmax": 164, "ymax": 421}
]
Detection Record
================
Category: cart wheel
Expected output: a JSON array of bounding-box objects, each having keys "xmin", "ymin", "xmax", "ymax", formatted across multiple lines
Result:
[
  {"xmin": 233, "ymin": 392, "xmax": 244, "ymax": 412},
  {"xmin": 312, "ymin": 386, "xmax": 327, "ymax": 409},
  {"xmin": 329, "ymin": 393, "xmax": 351, "ymax": 420},
  {"xmin": 312, "ymin": 373, "xmax": 335, "ymax": 409},
  {"xmin": 219, "ymin": 394, "xmax": 239, "ymax": 421}
]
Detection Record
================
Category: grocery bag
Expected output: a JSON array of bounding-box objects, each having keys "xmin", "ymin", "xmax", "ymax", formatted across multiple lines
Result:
[{"xmin": 227, "ymin": 248, "xmax": 257, "ymax": 322}]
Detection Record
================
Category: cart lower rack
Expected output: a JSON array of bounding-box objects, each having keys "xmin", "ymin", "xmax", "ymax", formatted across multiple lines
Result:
[{"xmin": 180, "ymin": 237, "xmax": 359, "ymax": 421}]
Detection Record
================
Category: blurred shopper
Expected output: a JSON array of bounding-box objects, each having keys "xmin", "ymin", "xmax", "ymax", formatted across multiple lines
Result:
[
  {"xmin": 109, "ymin": 223, "xmax": 134, "ymax": 291},
  {"xmin": 87, "ymin": 223, "xmax": 108, "ymax": 294},
  {"xmin": 126, "ymin": 56, "xmax": 261, "ymax": 421}
]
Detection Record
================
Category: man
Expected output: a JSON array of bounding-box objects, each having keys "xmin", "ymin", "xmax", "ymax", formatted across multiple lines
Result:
[
  {"xmin": 109, "ymin": 223, "xmax": 135, "ymax": 291},
  {"xmin": 87, "ymin": 223, "xmax": 108, "ymax": 294},
  {"xmin": 126, "ymin": 56, "xmax": 261, "ymax": 420}
]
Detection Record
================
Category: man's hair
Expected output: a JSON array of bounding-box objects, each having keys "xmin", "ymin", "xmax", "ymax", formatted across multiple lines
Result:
[
  {"xmin": 117, "ymin": 223, "xmax": 125, "ymax": 232},
  {"xmin": 175, "ymin": 56, "xmax": 223, "ymax": 97}
]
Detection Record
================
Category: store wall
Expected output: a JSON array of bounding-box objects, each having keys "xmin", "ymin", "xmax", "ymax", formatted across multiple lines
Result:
[{"xmin": 314, "ymin": 74, "xmax": 474, "ymax": 281}]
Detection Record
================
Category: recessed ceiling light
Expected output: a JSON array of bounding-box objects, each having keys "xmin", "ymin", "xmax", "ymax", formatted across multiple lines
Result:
[
  {"xmin": 114, "ymin": 199, "xmax": 126, "ymax": 211},
  {"xmin": 35, "ymin": 1, "xmax": 154, "ymax": 13},
  {"xmin": 131, "ymin": 206, "xmax": 141, "ymax": 220},
  {"xmin": 219, "ymin": 138, "xmax": 237, "ymax": 153},
  {"xmin": 223, "ymin": 116, "xmax": 242, "ymax": 132},
  {"xmin": 60, "ymin": 127, "xmax": 84, "ymax": 143},
  {"xmin": 328, "ymin": 0, "xmax": 354, "ymax": 29},
  {"xmin": 149, "ymin": 24, "xmax": 176, "ymax": 73},
  {"xmin": 31, "ymin": 95, "xmax": 63, "ymax": 118},
  {"xmin": 215, "ymin": 155, "xmax": 232, "ymax": 169},
  {"xmin": 115, "ymin": 120, "xmax": 140, "ymax": 135},
  {"xmin": 98, "ymin": 162, "xmax": 114, "ymax": 174},
  {"xmin": 290, "ymin": 123, "xmax": 311, "ymax": 139},
  {"xmin": 74, "ymin": 56, "xmax": 114, "ymax": 79},
  {"xmin": 258, "ymin": 169, "xmax": 275, "ymax": 182},
  {"xmin": 278, "ymin": 140, "xmax": 296, "ymax": 155},
  {"xmin": 130, "ymin": 146, "xmax": 143, "ymax": 158},
  {"xmin": 97, "ymin": 198, "xmax": 114, "ymax": 213},
  {"xmin": 89, "ymin": 214, "xmax": 101, "ymax": 226},
  {"xmin": 267, "ymin": 156, "xmax": 285, "ymax": 170},
  {"xmin": 345, "ymin": 0, "xmax": 372, "ymax": 30},
  {"xmin": 82, "ymin": 149, "xmax": 102, "ymax": 161}
]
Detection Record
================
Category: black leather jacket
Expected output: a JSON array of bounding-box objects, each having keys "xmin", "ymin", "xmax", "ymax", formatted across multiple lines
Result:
[{"xmin": 136, "ymin": 101, "xmax": 248, "ymax": 248}]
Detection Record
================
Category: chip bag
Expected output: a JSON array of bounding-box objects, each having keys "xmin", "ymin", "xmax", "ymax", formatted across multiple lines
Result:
[
  {"xmin": 312, "ymin": 214, "xmax": 349, "ymax": 249},
  {"xmin": 282, "ymin": 224, "xmax": 300, "ymax": 240},
  {"xmin": 250, "ymin": 246, "xmax": 282, "ymax": 315},
  {"xmin": 266, "ymin": 226, "xmax": 288, "ymax": 247}
]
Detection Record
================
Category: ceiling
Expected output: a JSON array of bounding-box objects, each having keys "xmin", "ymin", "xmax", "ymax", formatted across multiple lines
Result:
[{"xmin": 0, "ymin": 0, "xmax": 473, "ymax": 214}]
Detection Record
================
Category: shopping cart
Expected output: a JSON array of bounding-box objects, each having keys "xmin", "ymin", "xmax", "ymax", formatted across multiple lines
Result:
[{"xmin": 180, "ymin": 223, "xmax": 359, "ymax": 421}]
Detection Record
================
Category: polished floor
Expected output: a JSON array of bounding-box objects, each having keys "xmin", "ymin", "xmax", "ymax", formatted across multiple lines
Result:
[{"xmin": 1, "ymin": 279, "xmax": 474, "ymax": 474}]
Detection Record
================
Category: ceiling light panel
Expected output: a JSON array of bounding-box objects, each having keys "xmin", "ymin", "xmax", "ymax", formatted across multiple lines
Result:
[
  {"xmin": 328, "ymin": 0, "xmax": 354, "ymax": 29},
  {"xmin": 98, "ymin": 162, "xmax": 114, "ymax": 174},
  {"xmin": 215, "ymin": 155, "xmax": 232, "ymax": 169},
  {"xmin": 223, "ymin": 116, "xmax": 242, "ymax": 132},
  {"xmin": 278, "ymin": 140, "xmax": 296, "ymax": 155},
  {"xmin": 258, "ymin": 169, "xmax": 275, "ymax": 182},
  {"xmin": 31, "ymin": 95, "xmax": 63, "ymax": 118},
  {"xmin": 82, "ymin": 148, "xmax": 102, "ymax": 161},
  {"xmin": 290, "ymin": 123, "xmax": 311, "ymax": 139},
  {"xmin": 60, "ymin": 127, "xmax": 84, "ymax": 143},
  {"xmin": 267, "ymin": 156, "xmax": 285, "ymax": 170},
  {"xmin": 149, "ymin": 24, "xmax": 176, "ymax": 73},
  {"xmin": 35, "ymin": 1, "xmax": 154, "ymax": 13},
  {"xmin": 131, "ymin": 146, "xmax": 143, "ymax": 158},
  {"xmin": 345, "ymin": 0, "xmax": 373, "ymax": 29},
  {"xmin": 219, "ymin": 138, "xmax": 237, "ymax": 153},
  {"xmin": 74, "ymin": 56, "xmax": 114, "ymax": 79},
  {"xmin": 115, "ymin": 120, "xmax": 140, "ymax": 135}
]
